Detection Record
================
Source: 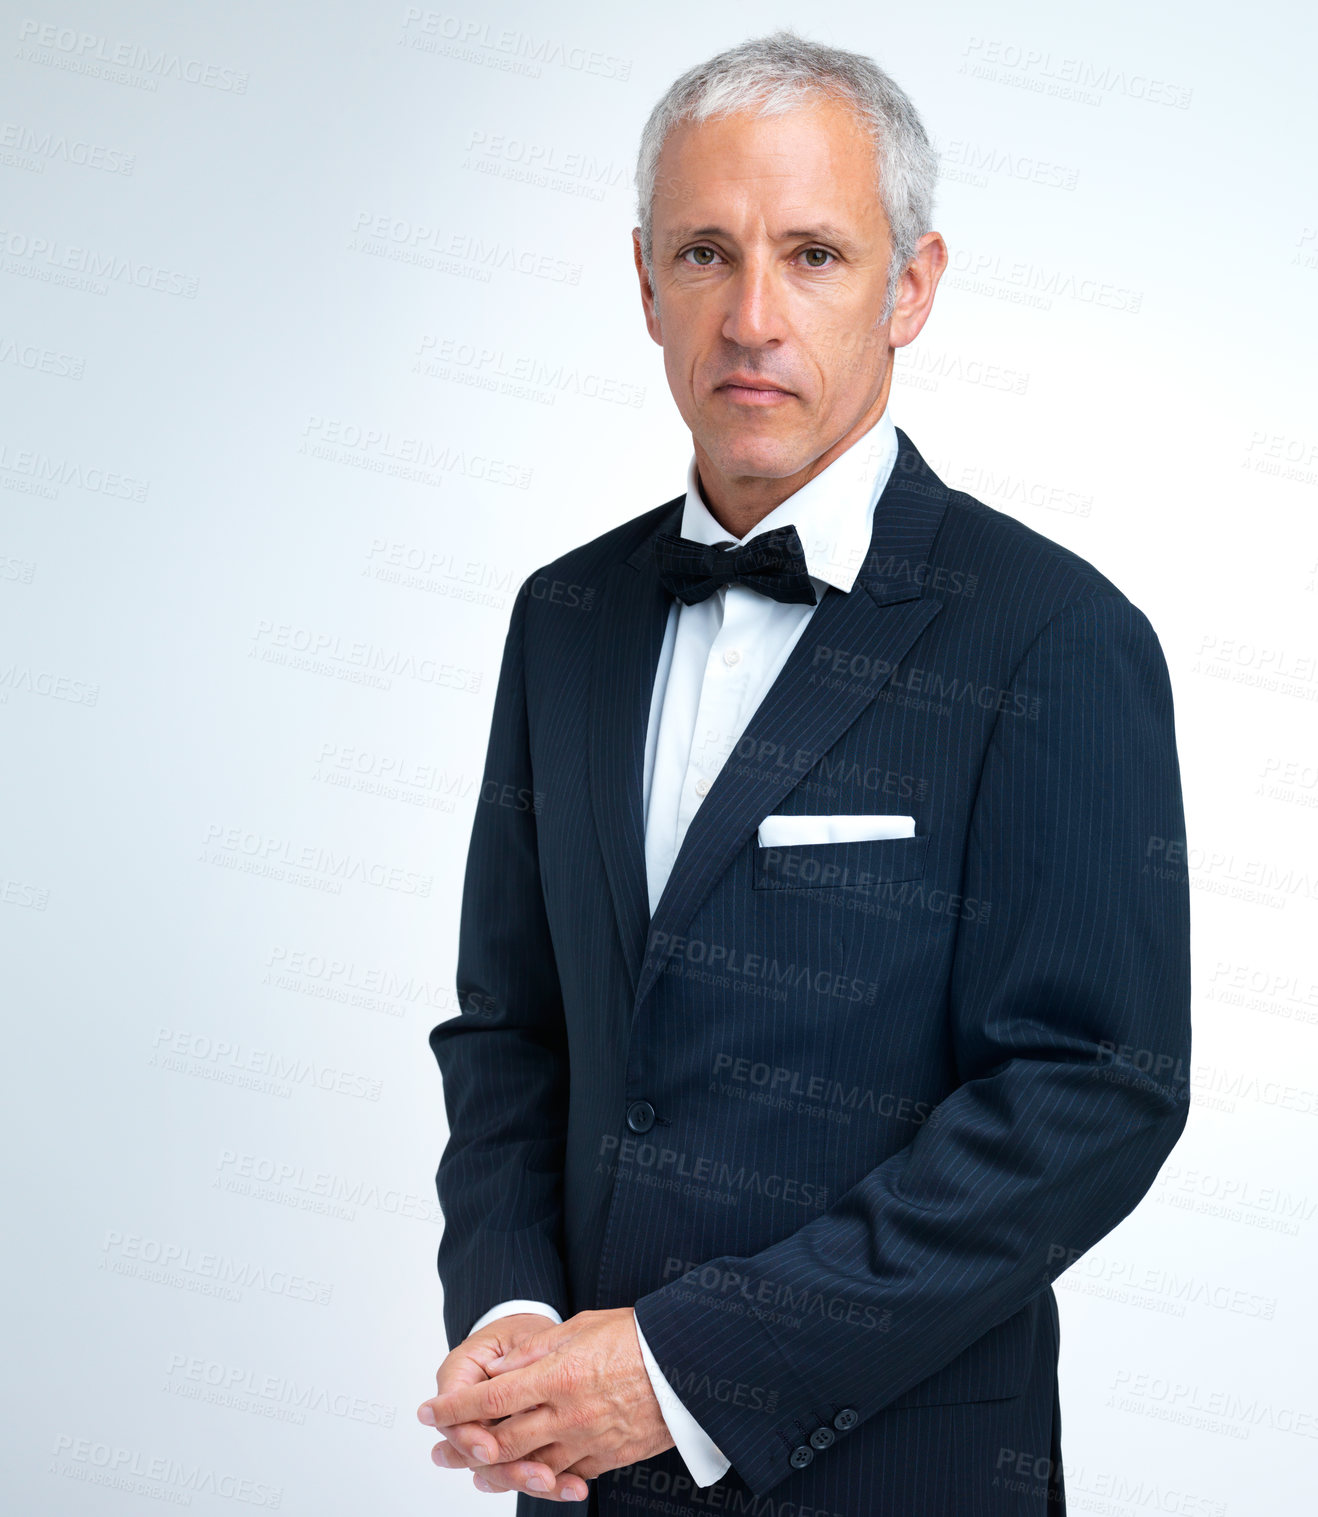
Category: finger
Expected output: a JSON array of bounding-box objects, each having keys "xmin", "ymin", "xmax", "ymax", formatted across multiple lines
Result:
[
  {"xmin": 435, "ymin": 1345, "xmax": 499, "ymax": 1390},
  {"xmin": 430, "ymin": 1315, "xmax": 550, "ymax": 1405},
  {"xmin": 447, "ymin": 1404, "xmax": 564, "ymax": 1468},
  {"xmin": 430, "ymin": 1432, "xmax": 520, "ymax": 1471},
  {"xmin": 425, "ymin": 1339, "xmax": 507, "ymax": 1422},
  {"xmin": 463, "ymin": 1447, "xmax": 588, "ymax": 1503},
  {"xmin": 478, "ymin": 1468, "xmax": 589, "ymax": 1502},
  {"xmin": 426, "ymin": 1354, "xmax": 493, "ymax": 1415},
  {"xmin": 486, "ymin": 1335, "xmax": 556, "ymax": 1376},
  {"xmin": 435, "ymin": 1419, "xmax": 516, "ymax": 1464},
  {"xmin": 428, "ymin": 1416, "xmax": 518, "ymax": 1461},
  {"xmin": 433, "ymin": 1437, "xmax": 563, "ymax": 1491},
  {"xmin": 420, "ymin": 1352, "xmax": 502, "ymax": 1425},
  {"xmin": 466, "ymin": 1458, "xmax": 586, "ymax": 1502},
  {"xmin": 426, "ymin": 1362, "xmax": 545, "ymax": 1429},
  {"xmin": 432, "ymin": 1439, "xmax": 477, "ymax": 1474},
  {"xmin": 469, "ymin": 1314, "xmax": 558, "ymax": 1372}
]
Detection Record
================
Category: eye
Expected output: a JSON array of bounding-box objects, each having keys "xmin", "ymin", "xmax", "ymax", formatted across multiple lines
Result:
[{"xmin": 677, "ymin": 245, "xmax": 839, "ymax": 268}]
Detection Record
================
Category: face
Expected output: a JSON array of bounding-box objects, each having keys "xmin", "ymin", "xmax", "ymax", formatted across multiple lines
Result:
[{"xmin": 634, "ymin": 96, "xmax": 945, "ymax": 515}]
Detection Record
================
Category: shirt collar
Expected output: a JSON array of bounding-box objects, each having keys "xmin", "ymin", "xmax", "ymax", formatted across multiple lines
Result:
[{"xmin": 678, "ymin": 406, "xmax": 898, "ymax": 595}]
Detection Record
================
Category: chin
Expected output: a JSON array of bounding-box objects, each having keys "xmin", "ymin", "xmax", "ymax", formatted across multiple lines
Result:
[{"xmin": 708, "ymin": 434, "xmax": 803, "ymax": 480}]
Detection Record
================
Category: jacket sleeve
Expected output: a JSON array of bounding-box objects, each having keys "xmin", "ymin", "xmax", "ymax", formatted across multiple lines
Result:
[
  {"xmin": 631, "ymin": 591, "xmax": 1193, "ymax": 1497},
  {"xmin": 430, "ymin": 573, "xmax": 572, "ymax": 1349},
  {"xmin": 633, "ymin": 1317, "xmax": 732, "ymax": 1487}
]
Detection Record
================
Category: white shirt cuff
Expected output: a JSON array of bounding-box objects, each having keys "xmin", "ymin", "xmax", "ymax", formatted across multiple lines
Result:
[
  {"xmin": 468, "ymin": 1298, "xmax": 563, "ymax": 1335},
  {"xmin": 632, "ymin": 1314, "xmax": 731, "ymax": 1486}
]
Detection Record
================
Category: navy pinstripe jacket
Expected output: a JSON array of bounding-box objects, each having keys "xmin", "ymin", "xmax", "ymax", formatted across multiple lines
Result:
[{"xmin": 430, "ymin": 428, "xmax": 1192, "ymax": 1517}]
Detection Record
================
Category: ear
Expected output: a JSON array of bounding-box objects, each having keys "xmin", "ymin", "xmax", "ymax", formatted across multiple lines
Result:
[
  {"xmin": 888, "ymin": 231, "xmax": 949, "ymax": 350},
  {"xmin": 632, "ymin": 228, "xmax": 663, "ymax": 345}
]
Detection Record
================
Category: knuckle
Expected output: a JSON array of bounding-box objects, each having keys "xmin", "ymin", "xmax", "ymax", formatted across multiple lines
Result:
[{"xmin": 532, "ymin": 1441, "xmax": 567, "ymax": 1474}]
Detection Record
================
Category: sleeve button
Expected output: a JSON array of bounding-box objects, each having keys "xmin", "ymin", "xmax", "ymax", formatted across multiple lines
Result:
[
  {"xmin": 809, "ymin": 1427, "xmax": 835, "ymax": 1449},
  {"xmin": 833, "ymin": 1407, "xmax": 859, "ymax": 1431},
  {"xmin": 789, "ymin": 1445, "xmax": 815, "ymax": 1469}
]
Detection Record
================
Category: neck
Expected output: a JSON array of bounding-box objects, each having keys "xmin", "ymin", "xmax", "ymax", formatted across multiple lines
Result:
[{"xmin": 693, "ymin": 367, "xmax": 893, "ymax": 540}]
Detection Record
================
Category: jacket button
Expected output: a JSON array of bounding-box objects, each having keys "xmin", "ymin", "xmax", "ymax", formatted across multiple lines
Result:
[
  {"xmin": 626, "ymin": 1100, "xmax": 656, "ymax": 1133},
  {"xmin": 809, "ymin": 1427, "xmax": 835, "ymax": 1450},
  {"xmin": 833, "ymin": 1407, "xmax": 858, "ymax": 1431},
  {"xmin": 789, "ymin": 1445, "xmax": 814, "ymax": 1469}
]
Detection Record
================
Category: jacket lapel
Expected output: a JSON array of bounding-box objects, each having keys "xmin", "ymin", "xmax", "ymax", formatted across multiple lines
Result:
[
  {"xmin": 589, "ymin": 427, "xmax": 950, "ymax": 1013},
  {"xmin": 588, "ymin": 498, "xmax": 683, "ymax": 999}
]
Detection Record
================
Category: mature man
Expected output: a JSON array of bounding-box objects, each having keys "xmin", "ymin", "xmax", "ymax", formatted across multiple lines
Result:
[{"xmin": 419, "ymin": 29, "xmax": 1191, "ymax": 1517}]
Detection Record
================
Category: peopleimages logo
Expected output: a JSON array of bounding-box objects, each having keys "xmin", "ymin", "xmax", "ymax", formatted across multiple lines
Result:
[
  {"xmin": 660, "ymin": 1257, "xmax": 893, "ymax": 1334},
  {"xmin": 16, "ymin": 19, "xmax": 249, "ymax": 92},
  {"xmin": 597, "ymin": 1134, "xmax": 828, "ymax": 1209},
  {"xmin": 50, "ymin": 1434, "xmax": 280, "ymax": 1507}
]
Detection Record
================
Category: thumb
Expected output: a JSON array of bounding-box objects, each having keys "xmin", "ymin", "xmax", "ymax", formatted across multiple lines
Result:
[{"xmin": 486, "ymin": 1332, "xmax": 555, "ymax": 1375}]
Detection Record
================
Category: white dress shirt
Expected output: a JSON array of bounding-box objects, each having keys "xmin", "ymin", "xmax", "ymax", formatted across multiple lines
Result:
[{"xmin": 468, "ymin": 405, "xmax": 900, "ymax": 1488}]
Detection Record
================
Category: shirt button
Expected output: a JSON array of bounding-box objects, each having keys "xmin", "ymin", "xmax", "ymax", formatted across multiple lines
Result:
[
  {"xmin": 626, "ymin": 1100, "xmax": 655, "ymax": 1134},
  {"xmin": 833, "ymin": 1407, "xmax": 859, "ymax": 1431},
  {"xmin": 809, "ymin": 1427, "xmax": 835, "ymax": 1450},
  {"xmin": 722, "ymin": 648, "xmax": 741, "ymax": 665},
  {"xmin": 789, "ymin": 1446, "xmax": 814, "ymax": 1469},
  {"xmin": 694, "ymin": 777, "xmax": 711, "ymax": 797}
]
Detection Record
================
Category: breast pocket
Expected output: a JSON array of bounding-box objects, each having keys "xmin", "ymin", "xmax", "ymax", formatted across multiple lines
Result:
[{"xmin": 752, "ymin": 834, "xmax": 930, "ymax": 891}]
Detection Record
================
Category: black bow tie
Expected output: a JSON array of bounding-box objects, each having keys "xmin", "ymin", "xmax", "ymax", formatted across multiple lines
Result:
[{"xmin": 651, "ymin": 523, "xmax": 818, "ymax": 606}]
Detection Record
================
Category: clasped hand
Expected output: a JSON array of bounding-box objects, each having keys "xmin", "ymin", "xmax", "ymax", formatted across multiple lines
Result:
[{"xmin": 417, "ymin": 1307, "xmax": 675, "ymax": 1503}]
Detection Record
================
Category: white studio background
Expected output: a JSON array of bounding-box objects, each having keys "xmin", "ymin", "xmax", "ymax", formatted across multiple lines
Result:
[{"xmin": 2, "ymin": 2, "xmax": 1314, "ymax": 1513}]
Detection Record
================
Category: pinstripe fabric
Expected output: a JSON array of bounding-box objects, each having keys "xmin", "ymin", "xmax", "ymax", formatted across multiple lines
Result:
[{"xmin": 430, "ymin": 428, "xmax": 1191, "ymax": 1516}]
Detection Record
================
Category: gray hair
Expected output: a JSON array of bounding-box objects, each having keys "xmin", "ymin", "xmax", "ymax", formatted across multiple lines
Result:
[{"xmin": 635, "ymin": 28, "xmax": 939, "ymax": 324}]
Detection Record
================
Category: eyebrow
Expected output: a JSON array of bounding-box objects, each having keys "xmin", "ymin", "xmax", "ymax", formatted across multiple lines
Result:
[{"xmin": 667, "ymin": 223, "xmax": 863, "ymax": 256}]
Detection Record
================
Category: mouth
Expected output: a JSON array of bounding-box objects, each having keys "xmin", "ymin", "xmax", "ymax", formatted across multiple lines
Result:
[{"xmin": 716, "ymin": 379, "xmax": 795, "ymax": 406}]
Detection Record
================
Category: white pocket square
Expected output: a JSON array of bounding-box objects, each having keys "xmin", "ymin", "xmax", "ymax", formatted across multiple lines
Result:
[{"xmin": 756, "ymin": 813, "xmax": 916, "ymax": 847}]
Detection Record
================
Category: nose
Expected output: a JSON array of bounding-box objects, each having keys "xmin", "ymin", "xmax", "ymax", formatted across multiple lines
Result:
[{"xmin": 721, "ymin": 255, "xmax": 788, "ymax": 350}]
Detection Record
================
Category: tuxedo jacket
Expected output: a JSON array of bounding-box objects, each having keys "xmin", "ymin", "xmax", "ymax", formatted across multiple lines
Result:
[{"xmin": 430, "ymin": 428, "xmax": 1192, "ymax": 1517}]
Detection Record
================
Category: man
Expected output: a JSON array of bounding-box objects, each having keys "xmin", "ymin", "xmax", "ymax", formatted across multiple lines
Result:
[{"xmin": 418, "ymin": 28, "xmax": 1191, "ymax": 1517}]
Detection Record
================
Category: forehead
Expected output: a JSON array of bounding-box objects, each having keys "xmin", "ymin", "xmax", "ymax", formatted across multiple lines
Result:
[{"xmin": 653, "ymin": 97, "xmax": 883, "ymax": 242}]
